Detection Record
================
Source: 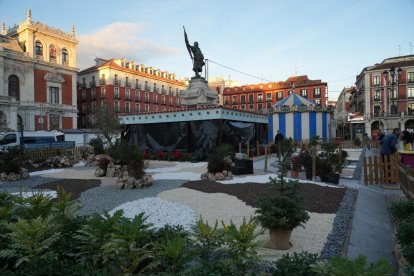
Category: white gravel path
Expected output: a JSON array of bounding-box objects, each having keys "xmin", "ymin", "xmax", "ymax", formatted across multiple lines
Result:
[
  {"xmin": 159, "ymin": 187, "xmax": 335, "ymax": 259},
  {"xmin": 109, "ymin": 197, "xmax": 197, "ymax": 230},
  {"xmin": 29, "ymin": 168, "xmax": 64, "ymax": 176}
]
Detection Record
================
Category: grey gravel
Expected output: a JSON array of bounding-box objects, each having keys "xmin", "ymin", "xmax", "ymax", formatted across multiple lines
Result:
[
  {"xmin": 0, "ymin": 176, "xmax": 58, "ymax": 193},
  {"xmin": 319, "ymin": 187, "xmax": 358, "ymax": 260},
  {"xmin": 77, "ymin": 179, "xmax": 186, "ymax": 216}
]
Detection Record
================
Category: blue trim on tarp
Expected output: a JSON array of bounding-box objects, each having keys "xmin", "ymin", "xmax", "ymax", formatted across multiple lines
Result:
[
  {"xmin": 275, "ymin": 93, "xmax": 316, "ymax": 107},
  {"xmin": 278, "ymin": 113, "xmax": 286, "ymax": 137},
  {"xmin": 322, "ymin": 112, "xmax": 327, "ymax": 141},
  {"xmin": 268, "ymin": 115, "xmax": 273, "ymax": 143},
  {"xmin": 309, "ymin": 112, "xmax": 316, "ymax": 138},
  {"xmin": 293, "ymin": 112, "xmax": 302, "ymax": 141}
]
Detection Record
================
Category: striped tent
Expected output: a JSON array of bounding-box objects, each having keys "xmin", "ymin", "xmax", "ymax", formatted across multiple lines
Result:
[
  {"xmin": 268, "ymin": 93, "xmax": 334, "ymax": 142},
  {"xmin": 275, "ymin": 93, "xmax": 315, "ymax": 107}
]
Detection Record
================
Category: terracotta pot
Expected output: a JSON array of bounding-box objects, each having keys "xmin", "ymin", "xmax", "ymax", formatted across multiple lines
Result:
[
  {"xmin": 265, "ymin": 229, "xmax": 293, "ymax": 250},
  {"xmin": 290, "ymin": 170, "xmax": 299, "ymax": 178}
]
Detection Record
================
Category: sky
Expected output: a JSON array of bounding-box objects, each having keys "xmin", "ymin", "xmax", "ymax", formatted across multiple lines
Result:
[{"xmin": 1, "ymin": 0, "xmax": 413, "ymax": 100}]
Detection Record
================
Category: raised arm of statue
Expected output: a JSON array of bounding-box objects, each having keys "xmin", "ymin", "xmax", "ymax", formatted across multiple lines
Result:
[{"xmin": 183, "ymin": 26, "xmax": 193, "ymax": 60}]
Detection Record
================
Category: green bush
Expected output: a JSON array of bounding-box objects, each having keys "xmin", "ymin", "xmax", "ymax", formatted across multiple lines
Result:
[
  {"xmin": 108, "ymin": 141, "xmax": 148, "ymax": 179},
  {"xmin": 354, "ymin": 137, "xmax": 362, "ymax": 147},
  {"xmin": 207, "ymin": 144, "xmax": 234, "ymax": 173},
  {"xmin": 312, "ymin": 255, "xmax": 394, "ymax": 275},
  {"xmin": 89, "ymin": 137, "xmax": 105, "ymax": 155},
  {"xmin": 389, "ymin": 199, "xmax": 414, "ymax": 224},
  {"xmin": 273, "ymin": 251, "xmax": 318, "ymax": 276},
  {"xmin": 0, "ymin": 146, "xmax": 24, "ymax": 174},
  {"xmin": 396, "ymin": 219, "xmax": 414, "ymax": 265}
]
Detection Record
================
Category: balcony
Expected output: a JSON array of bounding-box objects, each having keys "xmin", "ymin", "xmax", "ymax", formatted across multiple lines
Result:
[
  {"xmin": 125, "ymin": 81, "xmax": 131, "ymax": 88},
  {"xmin": 161, "ymin": 89, "xmax": 166, "ymax": 94},
  {"xmin": 81, "ymin": 83, "xmax": 87, "ymax": 89},
  {"xmin": 248, "ymin": 99, "xmax": 254, "ymax": 104},
  {"xmin": 135, "ymin": 96, "xmax": 141, "ymax": 102},
  {"xmin": 257, "ymin": 99, "xmax": 263, "ymax": 103},
  {"xmin": 136, "ymin": 84, "xmax": 142, "ymax": 90},
  {"xmin": 125, "ymin": 95, "xmax": 131, "ymax": 100},
  {"xmin": 154, "ymin": 88, "xmax": 160, "ymax": 93},
  {"xmin": 100, "ymin": 92, "xmax": 107, "ymax": 99},
  {"xmin": 100, "ymin": 78, "xmax": 106, "ymax": 85},
  {"xmin": 373, "ymin": 96, "xmax": 381, "ymax": 101},
  {"xmin": 240, "ymin": 100, "xmax": 246, "ymax": 104},
  {"xmin": 92, "ymin": 94, "xmax": 96, "ymax": 100},
  {"xmin": 232, "ymin": 101, "xmax": 238, "ymax": 105},
  {"xmin": 408, "ymin": 79, "xmax": 414, "ymax": 83},
  {"xmin": 89, "ymin": 81, "xmax": 96, "ymax": 88},
  {"xmin": 224, "ymin": 101, "xmax": 230, "ymax": 105},
  {"xmin": 113, "ymin": 93, "xmax": 120, "ymax": 99},
  {"xmin": 145, "ymin": 98, "xmax": 150, "ymax": 103},
  {"xmin": 145, "ymin": 86, "xmax": 150, "ymax": 91},
  {"xmin": 113, "ymin": 79, "xmax": 121, "ymax": 86}
]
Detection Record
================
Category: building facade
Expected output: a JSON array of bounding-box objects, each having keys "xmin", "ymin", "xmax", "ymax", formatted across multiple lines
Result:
[
  {"xmin": 77, "ymin": 58, "xmax": 187, "ymax": 128},
  {"xmin": 351, "ymin": 55, "xmax": 414, "ymax": 136},
  {"xmin": 221, "ymin": 75, "xmax": 328, "ymax": 113},
  {"xmin": 0, "ymin": 9, "xmax": 78, "ymax": 131},
  {"xmin": 334, "ymin": 87, "xmax": 353, "ymax": 139}
]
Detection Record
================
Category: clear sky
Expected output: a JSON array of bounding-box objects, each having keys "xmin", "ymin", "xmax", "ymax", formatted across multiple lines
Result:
[{"xmin": 1, "ymin": 0, "xmax": 413, "ymax": 100}]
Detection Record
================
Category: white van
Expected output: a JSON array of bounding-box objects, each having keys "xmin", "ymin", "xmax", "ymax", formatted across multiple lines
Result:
[{"xmin": 0, "ymin": 131, "xmax": 74, "ymax": 151}]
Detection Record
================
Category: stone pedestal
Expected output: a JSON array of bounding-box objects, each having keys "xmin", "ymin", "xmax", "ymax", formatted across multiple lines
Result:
[{"xmin": 179, "ymin": 77, "xmax": 218, "ymax": 108}]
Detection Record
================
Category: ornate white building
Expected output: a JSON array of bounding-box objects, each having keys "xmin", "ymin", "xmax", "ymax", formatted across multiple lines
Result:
[{"xmin": 0, "ymin": 9, "xmax": 78, "ymax": 131}]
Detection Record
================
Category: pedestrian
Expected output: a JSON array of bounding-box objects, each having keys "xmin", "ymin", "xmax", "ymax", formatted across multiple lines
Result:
[
  {"xmin": 274, "ymin": 130, "xmax": 284, "ymax": 158},
  {"xmin": 363, "ymin": 132, "xmax": 371, "ymax": 149},
  {"xmin": 380, "ymin": 128, "xmax": 401, "ymax": 183},
  {"xmin": 400, "ymin": 130, "xmax": 413, "ymax": 151}
]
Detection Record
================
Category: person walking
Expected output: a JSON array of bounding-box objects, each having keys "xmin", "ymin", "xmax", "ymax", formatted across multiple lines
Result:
[
  {"xmin": 380, "ymin": 128, "xmax": 401, "ymax": 183},
  {"xmin": 274, "ymin": 130, "xmax": 284, "ymax": 158}
]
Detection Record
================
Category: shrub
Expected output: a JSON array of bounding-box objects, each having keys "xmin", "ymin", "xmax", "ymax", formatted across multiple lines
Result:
[
  {"xmin": 108, "ymin": 141, "xmax": 147, "ymax": 178},
  {"xmin": 354, "ymin": 137, "xmax": 362, "ymax": 147},
  {"xmin": 96, "ymin": 155, "xmax": 111, "ymax": 172},
  {"xmin": 207, "ymin": 144, "xmax": 234, "ymax": 173},
  {"xmin": 290, "ymin": 155, "xmax": 301, "ymax": 171},
  {"xmin": 273, "ymin": 251, "xmax": 318, "ymax": 276},
  {"xmin": 88, "ymin": 137, "xmax": 105, "ymax": 155},
  {"xmin": 396, "ymin": 219, "xmax": 414, "ymax": 265},
  {"xmin": 172, "ymin": 151, "xmax": 183, "ymax": 160},
  {"xmin": 389, "ymin": 199, "xmax": 414, "ymax": 224},
  {"xmin": 0, "ymin": 146, "xmax": 24, "ymax": 174},
  {"xmin": 312, "ymin": 255, "xmax": 394, "ymax": 275}
]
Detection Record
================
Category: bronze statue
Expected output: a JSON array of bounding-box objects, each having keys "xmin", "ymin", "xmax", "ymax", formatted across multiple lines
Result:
[{"xmin": 184, "ymin": 26, "xmax": 205, "ymax": 78}]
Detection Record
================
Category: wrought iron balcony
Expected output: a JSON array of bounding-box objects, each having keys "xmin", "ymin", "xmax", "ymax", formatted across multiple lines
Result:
[
  {"xmin": 135, "ymin": 84, "xmax": 142, "ymax": 90},
  {"xmin": 89, "ymin": 81, "xmax": 96, "ymax": 88},
  {"xmin": 125, "ymin": 81, "xmax": 131, "ymax": 88},
  {"xmin": 113, "ymin": 79, "xmax": 121, "ymax": 86},
  {"xmin": 100, "ymin": 78, "xmax": 106, "ymax": 85}
]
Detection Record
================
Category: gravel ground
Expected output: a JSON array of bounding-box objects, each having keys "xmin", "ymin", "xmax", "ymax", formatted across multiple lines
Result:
[
  {"xmin": 0, "ymin": 175, "xmax": 58, "ymax": 192},
  {"xmin": 77, "ymin": 179, "xmax": 186, "ymax": 216}
]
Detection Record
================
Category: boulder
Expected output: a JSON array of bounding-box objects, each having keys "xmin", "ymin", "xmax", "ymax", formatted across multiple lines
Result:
[
  {"xmin": 207, "ymin": 173, "xmax": 215, "ymax": 181},
  {"xmin": 200, "ymin": 173, "xmax": 209, "ymax": 180},
  {"xmin": 116, "ymin": 178, "xmax": 126, "ymax": 189},
  {"xmin": 222, "ymin": 170, "xmax": 228, "ymax": 177},
  {"xmin": 60, "ymin": 156, "xmax": 71, "ymax": 167},
  {"xmin": 95, "ymin": 168, "xmax": 105, "ymax": 177},
  {"xmin": 126, "ymin": 177, "xmax": 135, "ymax": 188},
  {"xmin": 223, "ymin": 156, "xmax": 234, "ymax": 166},
  {"xmin": 142, "ymin": 174, "xmax": 153, "ymax": 187},
  {"xmin": 106, "ymin": 164, "xmax": 116, "ymax": 177},
  {"xmin": 20, "ymin": 168, "xmax": 30, "ymax": 179},
  {"xmin": 0, "ymin": 172, "xmax": 8, "ymax": 182},
  {"xmin": 227, "ymin": 171, "xmax": 233, "ymax": 178},
  {"xmin": 7, "ymin": 172, "xmax": 20, "ymax": 182},
  {"xmin": 214, "ymin": 172, "xmax": 225, "ymax": 181}
]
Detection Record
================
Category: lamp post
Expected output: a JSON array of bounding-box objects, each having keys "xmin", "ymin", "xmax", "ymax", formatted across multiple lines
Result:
[{"xmin": 383, "ymin": 66, "xmax": 402, "ymax": 116}]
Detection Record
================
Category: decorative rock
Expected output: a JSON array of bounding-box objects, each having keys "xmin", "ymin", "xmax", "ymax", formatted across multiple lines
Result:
[
  {"xmin": 116, "ymin": 178, "xmax": 126, "ymax": 189},
  {"xmin": 7, "ymin": 172, "xmax": 20, "ymax": 181},
  {"xmin": 142, "ymin": 174, "xmax": 154, "ymax": 187},
  {"xmin": 214, "ymin": 172, "xmax": 225, "ymax": 181},
  {"xmin": 95, "ymin": 168, "xmax": 105, "ymax": 177},
  {"xmin": 60, "ymin": 156, "xmax": 71, "ymax": 167},
  {"xmin": 20, "ymin": 168, "xmax": 29, "ymax": 179},
  {"xmin": 222, "ymin": 170, "xmax": 228, "ymax": 177},
  {"xmin": 1, "ymin": 172, "xmax": 8, "ymax": 182},
  {"xmin": 126, "ymin": 177, "xmax": 135, "ymax": 188},
  {"xmin": 223, "ymin": 156, "xmax": 234, "ymax": 166},
  {"xmin": 227, "ymin": 171, "xmax": 233, "ymax": 178},
  {"xmin": 200, "ymin": 173, "xmax": 209, "ymax": 180},
  {"xmin": 207, "ymin": 173, "xmax": 215, "ymax": 181}
]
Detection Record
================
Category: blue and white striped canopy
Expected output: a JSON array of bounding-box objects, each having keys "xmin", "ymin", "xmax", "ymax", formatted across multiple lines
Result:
[{"xmin": 275, "ymin": 93, "xmax": 315, "ymax": 107}]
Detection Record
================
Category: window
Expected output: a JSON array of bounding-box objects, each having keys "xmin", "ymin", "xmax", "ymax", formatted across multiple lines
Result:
[
  {"xmin": 248, "ymin": 94, "xmax": 254, "ymax": 103},
  {"xmin": 162, "ymin": 106, "xmax": 166, "ymax": 112},
  {"xmin": 101, "ymin": 100, "xmax": 107, "ymax": 108},
  {"xmin": 240, "ymin": 105, "xmax": 246, "ymax": 110},
  {"xmin": 114, "ymin": 101, "xmax": 120, "ymax": 112},
  {"xmin": 267, "ymin": 102, "xmax": 272, "ymax": 109},
  {"xmin": 240, "ymin": 95, "xmax": 246, "ymax": 104},
  {"xmin": 82, "ymin": 103, "xmax": 87, "ymax": 112},
  {"xmin": 91, "ymin": 101, "xmax": 96, "ymax": 110},
  {"xmin": 125, "ymin": 102, "xmax": 130, "ymax": 113},
  {"xmin": 268, "ymin": 84, "xmax": 272, "ymax": 89},
  {"xmin": 145, "ymin": 93, "xmax": 149, "ymax": 102},
  {"xmin": 169, "ymin": 86, "xmax": 172, "ymax": 94},
  {"xmin": 49, "ymin": 44, "xmax": 56, "ymax": 61},
  {"xmin": 408, "ymin": 87, "xmax": 414, "ymax": 98},
  {"xmin": 288, "ymin": 90, "xmax": 293, "ymax": 95},
  {"xmin": 374, "ymin": 106, "xmax": 381, "ymax": 116},
  {"xmin": 135, "ymin": 91, "xmax": 140, "ymax": 101},
  {"xmin": 154, "ymin": 105, "xmax": 158, "ymax": 112},
  {"xmin": 114, "ymin": 87, "xmax": 120, "ymax": 98},
  {"xmin": 301, "ymin": 89, "xmax": 307, "ymax": 97},
  {"xmin": 249, "ymin": 104, "xmax": 254, "ymax": 111},
  {"xmin": 35, "ymin": 41, "xmax": 43, "ymax": 56},
  {"xmin": 101, "ymin": 87, "xmax": 106, "ymax": 98},
  {"xmin": 277, "ymin": 91, "xmax": 283, "ymax": 99},
  {"xmin": 313, "ymin": 88, "xmax": 321, "ymax": 96},
  {"xmin": 390, "ymin": 88, "xmax": 397, "ymax": 100},
  {"xmin": 409, "ymin": 103, "xmax": 414, "ymax": 115},
  {"xmin": 153, "ymin": 83, "xmax": 157, "ymax": 93},
  {"xmin": 154, "ymin": 95, "xmax": 158, "ymax": 104},
  {"xmin": 224, "ymin": 96, "xmax": 229, "ymax": 105},
  {"xmin": 258, "ymin": 103, "xmax": 263, "ymax": 110},
  {"xmin": 169, "ymin": 96, "xmax": 173, "ymax": 105},
  {"xmin": 125, "ymin": 89, "xmax": 130, "ymax": 100},
  {"xmin": 176, "ymin": 88, "xmax": 179, "ymax": 96},
  {"xmin": 266, "ymin": 92, "xmax": 272, "ymax": 101},
  {"xmin": 408, "ymin": 72, "xmax": 414, "ymax": 83},
  {"xmin": 232, "ymin": 95, "xmax": 238, "ymax": 104},
  {"xmin": 49, "ymin": 87, "xmax": 59, "ymax": 103},
  {"xmin": 162, "ymin": 95, "xmax": 166, "ymax": 104},
  {"xmin": 92, "ymin": 88, "xmax": 96, "ymax": 100},
  {"xmin": 145, "ymin": 104, "xmax": 149, "ymax": 112},
  {"xmin": 62, "ymin": 48, "xmax": 68, "ymax": 64},
  {"xmin": 258, "ymin": 93, "xmax": 263, "ymax": 102},
  {"xmin": 314, "ymin": 99, "xmax": 321, "ymax": 105},
  {"xmin": 49, "ymin": 114, "xmax": 60, "ymax": 130},
  {"xmin": 373, "ymin": 75, "xmax": 380, "ymax": 86},
  {"xmin": 374, "ymin": 90, "xmax": 381, "ymax": 101},
  {"xmin": 135, "ymin": 103, "xmax": 140, "ymax": 112},
  {"xmin": 8, "ymin": 75, "xmax": 20, "ymax": 100}
]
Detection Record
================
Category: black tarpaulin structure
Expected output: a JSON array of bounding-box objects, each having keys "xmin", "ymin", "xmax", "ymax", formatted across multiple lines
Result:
[{"xmin": 120, "ymin": 107, "xmax": 268, "ymax": 160}]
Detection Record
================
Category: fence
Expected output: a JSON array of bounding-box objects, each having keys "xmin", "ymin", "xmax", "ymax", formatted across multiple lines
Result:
[
  {"xmin": 23, "ymin": 146, "xmax": 92, "ymax": 160},
  {"xmin": 296, "ymin": 139, "xmax": 379, "ymax": 150},
  {"xmin": 397, "ymin": 161, "xmax": 414, "ymax": 198},
  {"xmin": 363, "ymin": 154, "xmax": 399, "ymax": 185}
]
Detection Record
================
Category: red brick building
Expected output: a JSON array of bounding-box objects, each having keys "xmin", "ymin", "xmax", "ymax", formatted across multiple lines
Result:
[
  {"xmin": 77, "ymin": 58, "xmax": 187, "ymax": 128},
  {"xmin": 222, "ymin": 75, "xmax": 328, "ymax": 113}
]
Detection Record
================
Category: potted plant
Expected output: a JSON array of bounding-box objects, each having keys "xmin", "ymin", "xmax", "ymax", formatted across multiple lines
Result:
[
  {"xmin": 290, "ymin": 155, "xmax": 301, "ymax": 178},
  {"xmin": 317, "ymin": 143, "xmax": 348, "ymax": 185},
  {"xmin": 255, "ymin": 156, "xmax": 310, "ymax": 249}
]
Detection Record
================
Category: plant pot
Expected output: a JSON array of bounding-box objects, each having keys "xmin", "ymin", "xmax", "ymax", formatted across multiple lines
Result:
[
  {"xmin": 290, "ymin": 170, "xmax": 299, "ymax": 178},
  {"xmin": 265, "ymin": 229, "xmax": 293, "ymax": 250},
  {"xmin": 320, "ymin": 173, "xmax": 340, "ymax": 184}
]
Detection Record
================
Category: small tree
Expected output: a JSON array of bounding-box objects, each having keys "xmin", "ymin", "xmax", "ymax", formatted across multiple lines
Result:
[{"xmin": 89, "ymin": 106, "xmax": 122, "ymax": 148}]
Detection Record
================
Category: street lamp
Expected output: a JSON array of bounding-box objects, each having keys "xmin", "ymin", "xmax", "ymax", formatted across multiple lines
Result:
[{"xmin": 383, "ymin": 66, "xmax": 402, "ymax": 115}]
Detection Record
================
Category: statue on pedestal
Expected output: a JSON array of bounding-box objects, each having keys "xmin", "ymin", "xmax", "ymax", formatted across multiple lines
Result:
[{"xmin": 184, "ymin": 26, "xmax": 205, "ymax": 78}]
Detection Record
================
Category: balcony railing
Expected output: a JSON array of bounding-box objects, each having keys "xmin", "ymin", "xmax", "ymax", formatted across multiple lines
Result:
[
  {"xmin": 154, "ymin": 88, "xmax": 160, "ymax": 93},
  {"xmin": 240, "ymin": 100, "xmax": 246, "ymax": 104},
  {"xmin": 408, "ymin": 79, "xmax": 414, "ymax": 83},
  {"xmin": 113, "ymin": 94, "xmax": 120, "ymax": 99},
  {"xmin": 113, "ymin": 79, "xmax": 121, "ymax": 86},
  {"xmin": 373, "ymin": 96, "xmax": 381, "ymax": 101},
  {"xmin": 224, "ymin": 101, "xmax": 230, "ymax": 105},
  {"xmin": 248, "ymin": 99, "xmax": 254, "ymax": 103},
  {"xmin": 135, "ymin": 96, "xmax": 141, "ymax": 102},
  {"xmin": 92, "ymin": 94, "xmax": 96, "ymax": 100},
  {"xmin": 145, "ymin": 98, "xmax": 150, "ymax": 103},
  {"xmin": 161, "ymin": 89, "xmax": 166, "ymax": 94},
  {"xmin": 136, "ymin": 84, "xmax": 142, "ymax": 90},
  {"xmin": 145, "ymin": 86, "xmax": 150, "ymax": 91},
  {"xmin": 100, "ymin": 78, "xmax": 106, "ymax": 85},
  {"xmin": 100, "ymin": 92, "xmax": 106, "ymax": 99},
  {"xmin": 125, "ymin": 95, "xmax": 131, "ymax": 100},
  {"xmin": 89, "ymin": 81, "xmax": 96, "ymax": 88},
  {"xmin": 232, "ymin": 101, "xmax": 238, "ymax": 104},
  {"xmin": 81, "ymin": 83, "xmax": 86, "ymax": 89},
  {"xmin": 125, "ymin": 81, "xmax": 131, "ymax": 88}
]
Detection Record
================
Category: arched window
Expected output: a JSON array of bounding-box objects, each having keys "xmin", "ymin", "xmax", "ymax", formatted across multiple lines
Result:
[
  {"xmin": 8, "ymin": 75, "xmax": 20, "ymax": 101},
  {"xmin": 62, "ymin": 48, "xmax": 68, "ymax": 65},
  {"xmin": 35, "ymin": 41, "xmax": 43, "ymax": 56},
  {"xmin": 49, "ymin": 44, "xmax": 56, "ymax": 61}
]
